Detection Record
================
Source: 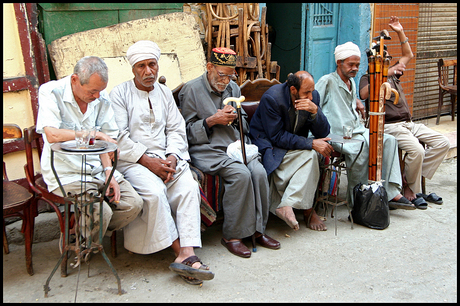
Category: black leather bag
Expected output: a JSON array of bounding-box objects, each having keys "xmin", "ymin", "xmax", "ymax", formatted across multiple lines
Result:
[{"xmin": 352, "ymin": 182, "xmax": 390, "ymax": 230}]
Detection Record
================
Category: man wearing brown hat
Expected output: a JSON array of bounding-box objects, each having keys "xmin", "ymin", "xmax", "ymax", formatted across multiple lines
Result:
[{"xmin": 180, "ymin": 47, "xmax": 280, "ymax": 258}]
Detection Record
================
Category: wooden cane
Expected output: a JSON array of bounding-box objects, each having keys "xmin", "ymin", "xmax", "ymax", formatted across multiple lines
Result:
[
  {"xmin": 368, "ymin": 55, "xmax": 375, "ymax": 180},
  {"xmin": 375, "ymin": 82, "xmax": 399, "ymax": 181},
  {"xmin": 223, "ymin": 95, "xmax": 247, "ymax": 165},
  {"xmin": 369, "ymin": 55, "xmax": 383, "ymax": 181},
  {"xmin": 224, "ymin": 95, "xmax": 257, "ymax": 252}
]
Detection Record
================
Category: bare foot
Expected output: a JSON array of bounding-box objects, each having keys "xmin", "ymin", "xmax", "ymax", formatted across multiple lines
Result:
[
  {"xmin": 403, "ymin": 185, "xmax": 416, "ymax": 201},
  {"xmin": 275, "ymin": 206, "xmax": 299, "ymax": 230},
  {"xmin": 303, "ymin": 208, "xmax": 327, "ymax": 231}
]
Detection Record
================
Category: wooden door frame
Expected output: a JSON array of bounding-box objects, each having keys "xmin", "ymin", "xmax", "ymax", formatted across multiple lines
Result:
[{"xmin": 3, "ymin": 3, "xmax": 49, "ymax": 154}]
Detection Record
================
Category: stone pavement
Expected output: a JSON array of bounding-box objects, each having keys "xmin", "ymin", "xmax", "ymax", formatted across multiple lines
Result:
[{"xmin": 3, "ymin": 115, "xmax": 457, "ymax": 303}]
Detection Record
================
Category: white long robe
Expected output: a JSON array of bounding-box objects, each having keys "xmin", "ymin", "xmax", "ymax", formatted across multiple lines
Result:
[{"xmin": 110, "ymin": 80, "xmax": 201, "ymax": 254}]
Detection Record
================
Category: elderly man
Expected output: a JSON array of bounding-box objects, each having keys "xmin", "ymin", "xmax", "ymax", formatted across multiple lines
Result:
[
  {"xmin": 315, "ymin": 42, "xmax": 415, "ymax": 209},
  {"xmin": 249, "ymin": 71, "xmax": 333, "ymax": 231},
  {"xmin": 359, "ymin": 16, "xmax": 449, "ymax": 208},
  {"xmin": 179, "ymin": 47, "xmax": 280, "ymax": 258},
  {"xmin": 109, "ymin": 40, "xmax": 214, "ymax": 285},
  {"xmin": 36, "ymin": 56, "xmax": 143, "ymax": 248}
]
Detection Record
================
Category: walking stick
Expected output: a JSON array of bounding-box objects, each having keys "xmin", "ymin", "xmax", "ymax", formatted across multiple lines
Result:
[
  {"xmin": 223, "ymin": 95, "xmax": 247, "ymax": 165},
  {"xmin": 376, "ymin": 82, "xmax": 399, "ymax": 181},
  {"xmin": 223, "ymin": 95, "xmax": 257, "ymax": 252}
]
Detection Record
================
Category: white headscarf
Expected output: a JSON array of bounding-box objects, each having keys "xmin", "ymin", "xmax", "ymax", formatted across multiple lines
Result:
[
  {"xmin": 334, "ymin": 42, "xmax": 361, "ymax": 63},
  {"xmin": 126, "ymin": 40, "xmax": 161, "ymax": 67}
]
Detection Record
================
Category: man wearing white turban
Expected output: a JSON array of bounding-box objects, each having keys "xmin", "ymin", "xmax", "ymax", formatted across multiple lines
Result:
[
  {"xmin": 315, "ymin": 41, "xmax": 415, "ymax": 210},
  {"xmin": 109, "ymin": 40, "xmax": 215, "ymax": 285}
]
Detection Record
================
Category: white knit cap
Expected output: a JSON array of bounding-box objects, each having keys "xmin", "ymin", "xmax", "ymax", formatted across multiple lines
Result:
[
  {"xmin": 126, "ymin": 40, "xmax": 161, "ymax": 67},
  {"xmin": 334, "ymin": 41, "xmax": 361, "ymax": 63}
]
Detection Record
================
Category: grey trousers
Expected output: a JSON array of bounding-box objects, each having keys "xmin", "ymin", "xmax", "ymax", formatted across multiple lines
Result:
[{"xmin": 216, "ymin": 158, "xmax": 270, "ymax": 240}]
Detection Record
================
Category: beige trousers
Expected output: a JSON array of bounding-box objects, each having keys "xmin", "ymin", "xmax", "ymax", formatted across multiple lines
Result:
[
  {"xmin": 52, "ymin": 177, "xmax": 143, "ymax": 244},
  {"xmin": 384, "ymin": 121, "xmax": 450, "ymax": 194},
  {"xmin": 268, "ymin": 150, "xmax": 320, "ymax": 214}
]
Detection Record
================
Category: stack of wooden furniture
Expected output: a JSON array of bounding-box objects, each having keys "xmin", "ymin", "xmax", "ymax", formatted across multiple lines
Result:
[{"xmin": 204, "ymin": 3, "xmax": 280, "ymax": 85}]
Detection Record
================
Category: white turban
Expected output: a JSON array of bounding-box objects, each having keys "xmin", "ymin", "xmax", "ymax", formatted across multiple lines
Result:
[
  {"xmin": 126, "ymin": 40, "xmax": 161, "ymax": 67},
  {"xmin": 334, "ymin": 42, "xmax": 361, "ymax": 63}
]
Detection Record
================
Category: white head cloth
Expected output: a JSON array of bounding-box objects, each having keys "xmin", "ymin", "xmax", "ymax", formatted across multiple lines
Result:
[
  {"xmin": 334, "ymin": 41, "xmax": 361, "ymax": 63},
  {"xmin": 126, "ymin": 40, "xmax": 161, "ymax": 67}
]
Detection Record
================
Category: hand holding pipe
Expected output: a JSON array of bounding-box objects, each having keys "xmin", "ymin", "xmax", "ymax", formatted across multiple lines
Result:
[{"xmin": 223, "ymin": 96, "xmax": 248, "ymax": 165}]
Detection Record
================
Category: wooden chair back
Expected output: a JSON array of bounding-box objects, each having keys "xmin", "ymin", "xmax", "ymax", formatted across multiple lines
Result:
[
  {"xmin": 436, "ymin": 58, "xmax": 457, "ymax": 124},
  {"xmin": 240, "ymin": 78, "xmax": 281, "ymax": 122},
  {"xmin": 438, "ymin": 59, "xmax": 457, "ymax": 90}
]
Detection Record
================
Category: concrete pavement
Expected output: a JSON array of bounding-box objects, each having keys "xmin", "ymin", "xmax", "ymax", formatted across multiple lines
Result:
[{"xmin": 3, "ymin": 116, "xmax": 457, "ymax": 303}]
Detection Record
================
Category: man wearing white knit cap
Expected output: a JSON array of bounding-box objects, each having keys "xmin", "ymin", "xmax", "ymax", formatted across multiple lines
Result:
[
  {"xmin": 109, "ymin": 40, "xmax": 215, "ymax": 285},
  {"xmin": 315, "ymin": 41, "xmax": 414, "ymax": 210}
]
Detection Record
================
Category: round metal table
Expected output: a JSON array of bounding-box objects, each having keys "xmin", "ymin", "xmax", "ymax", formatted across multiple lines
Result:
[
  {"xmin": 44, "ymin": 140, "xmax": 122, "ymax": 297},
  {"xmin": 313, "ymin": 133, "xmax": 365, "ymax": 236}
]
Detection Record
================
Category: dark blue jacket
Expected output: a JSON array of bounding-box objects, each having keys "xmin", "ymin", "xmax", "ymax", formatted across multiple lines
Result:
[{"xmin": 249, "ymin": 83, "xmax": 330, "ymax": 176}]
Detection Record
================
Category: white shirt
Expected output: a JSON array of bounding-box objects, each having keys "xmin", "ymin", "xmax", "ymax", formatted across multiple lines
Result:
[
  {"xmin": 109, "ymin": 79, "xmax": 190, "ymax": 163},
  {"xmin": 36, "ymin": 75, "xmax": 122, "ymax": 192}
]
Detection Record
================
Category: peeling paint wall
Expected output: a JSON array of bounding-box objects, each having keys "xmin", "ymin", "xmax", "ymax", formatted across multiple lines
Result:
[
  {"xmin": 48, "ymin": 12, "xmax": 206, "ymax": 92},
  {"xmin": 3, "ymin": 3, "xmax": 25, "ymax": 78},
  {"xmin": 3, "ymin": 3, "xmax": 39, "ymax": 180}
]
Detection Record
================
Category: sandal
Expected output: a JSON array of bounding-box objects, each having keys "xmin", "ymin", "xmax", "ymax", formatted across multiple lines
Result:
[
  {"xmin": 169, "ymin": 255, "xmax": 215, "ymax": 285},
  {"xmin": 389, "ymin": 196, "xmax": 416, "ymax": 210},
  {"xmin": 411, "ymin": 196, "xmax": 428, "ymax": 210},
  {"xmin": 416, "ymin": 192, "xmax": 443, "ymax": 204}
]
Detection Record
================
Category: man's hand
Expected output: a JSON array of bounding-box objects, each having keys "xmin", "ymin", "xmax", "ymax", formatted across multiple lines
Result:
[
  {"xmin": 388, "ymin": 16, "xmax": 403, "ymax": 34},
  {"xmin": 312, "ymin": 138, "xmax": 334, "ymax": 158},
  {"xmin": 163, "ymin": 154, "xmax": 178, "ymax": 184},
  {"xmin": 206, "ymin": 104, "xmax": 238, "ymax": 128},
  {"xmin": 138, "ymin": 154, "xmax": 176, "ymax": 183},
  {"xmin": 105, "ymin": 176, "xmax": 121, "ymax": 203},
  {"xmin": 388, "ymin": 61, "xmax": 406, "ymax": 77},
  {"xmin": 356, "ymin": 99, "xmax": 366, "ymax": 120},
  {"xmin": 294, "ymin": 99, "xmax": 317, "ymax": 114},
  {"xmin": 95, "ymin": 131, "xmax": 119, "ymax": 161}
]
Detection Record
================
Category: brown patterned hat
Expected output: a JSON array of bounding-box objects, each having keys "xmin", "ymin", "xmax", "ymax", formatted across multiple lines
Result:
[{"xmin": 210, "ymin": 47, "xmax": 237, "ymax": 67}]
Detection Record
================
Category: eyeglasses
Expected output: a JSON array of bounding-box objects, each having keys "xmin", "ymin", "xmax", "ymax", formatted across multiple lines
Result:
[{"xmin": 213, "ymin": 66, "xmax": 237, "ymax": 80}]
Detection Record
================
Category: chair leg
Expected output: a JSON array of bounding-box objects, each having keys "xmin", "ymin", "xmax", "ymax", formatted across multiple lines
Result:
[
  {"xmin": 111, "ymin": 230, "xmax": 117, "ymax": 258},
  {"xmin": 3, "ymin": 220, "xmax": 9, "ymax": 254},
  {"xmin": 24, "ymin": 208, "xmax": 34, "ymax": 276},
  {"xmin": 436, "ymin": 90, "xmax": 444, "ymax": 125},
  {"xmin": 451, "ymin": 94, "xmax": 457, "ymax": 121},
  {"xmin": 421, "ymin": 176, "xmax": 426, "ymax": 195}
]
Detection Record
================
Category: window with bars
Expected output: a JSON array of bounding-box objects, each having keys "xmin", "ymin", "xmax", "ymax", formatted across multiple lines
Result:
[{"xmin": 313, "ymin": 3, "xmax": 334, "ymax": 26}]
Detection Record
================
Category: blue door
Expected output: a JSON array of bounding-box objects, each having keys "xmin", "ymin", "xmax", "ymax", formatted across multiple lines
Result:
[{"xmin": 301, "ymin": 3, "xmax": 339, "ymax": 81}]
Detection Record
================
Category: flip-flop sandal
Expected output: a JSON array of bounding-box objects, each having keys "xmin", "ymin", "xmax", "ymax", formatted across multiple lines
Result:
[
  {"xmin": 169, "ymin": 255, "xmax": 215, "ymax": 281},
  {"xmin": 417, "ymin": 192, "xmax": 443, "ymax": 204},
  {"xmin": 411, "ymin": 196, "xmax": 428, "ymax": 210},
  {"xmin": 389, "ymin": 196, "xmax": 416, "ymax": 210},
  {"xmin": 179, "ymin": 275, "xmax": 203, "ymax": 286}
]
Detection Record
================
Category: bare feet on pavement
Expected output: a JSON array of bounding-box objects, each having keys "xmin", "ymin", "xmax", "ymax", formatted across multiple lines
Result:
[
  {"xmin": 304, "ymin": 208, "xmax": 327, "ymax": 231},
  {"xmin": 275, "ymin": 206, "xmax": 299, "ymax": 230},
  {"xmin": 403, "ymin": 185, "xmax": 416, "ymax": 201}
]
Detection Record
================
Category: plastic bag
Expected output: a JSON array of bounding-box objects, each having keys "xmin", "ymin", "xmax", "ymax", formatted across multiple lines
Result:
[
  {"xmin": 226, "ymin": 140, "xmax": 259, "ymax": 164},
  {"xmin": 351, "ymin": 181, "xmax": 390, "ymax": 230}
]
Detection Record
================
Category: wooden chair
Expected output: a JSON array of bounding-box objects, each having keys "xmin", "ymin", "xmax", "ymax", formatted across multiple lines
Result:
[
  {"xmin": 23, "ymin": 125, "xmax": 118, "ymax": 277},
  {"xmin": 240, "ymin": 78, "xmax": 281, "ymax": 121},
  {"xmin": 436, "ymin": 58, "xmax": 457, "ymax": 125},
  {"xmin": 3, "ymin": 124, "xmax": 36, "ymax": 275}
]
